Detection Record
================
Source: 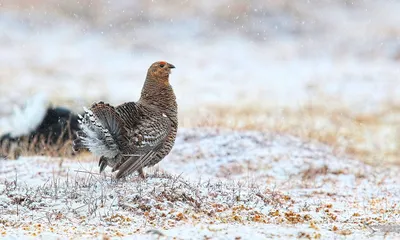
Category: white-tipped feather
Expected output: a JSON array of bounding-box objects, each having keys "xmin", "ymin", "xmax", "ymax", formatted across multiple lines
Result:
[
  {"xmin": 0, "ymin": 93, "xmax": 48, "ymax": 137},
  {"xmin": 79, "ymin": 109, "xmax": 119, "ymax": 158}
]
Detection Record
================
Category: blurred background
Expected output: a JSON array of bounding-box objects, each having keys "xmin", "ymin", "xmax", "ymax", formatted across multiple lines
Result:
[{"xmin": 1, "ymin": 0, "xmax": 400, "ymax": 163}]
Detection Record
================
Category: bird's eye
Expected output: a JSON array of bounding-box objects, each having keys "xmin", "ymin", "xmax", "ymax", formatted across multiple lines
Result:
[{"xmin": 159, "ymin": 63, "xmax": 165, "ymax": 68}]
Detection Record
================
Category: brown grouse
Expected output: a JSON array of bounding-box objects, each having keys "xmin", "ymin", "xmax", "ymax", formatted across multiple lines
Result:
[{"xmin": 73, "ymin": 61, "xmax": 178, "ymax": 179}]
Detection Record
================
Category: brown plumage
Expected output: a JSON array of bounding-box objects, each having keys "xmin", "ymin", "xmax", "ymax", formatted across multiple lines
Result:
[{"xmin": 73, "ymin": 61, "xmax": 178, "ymax": 179}]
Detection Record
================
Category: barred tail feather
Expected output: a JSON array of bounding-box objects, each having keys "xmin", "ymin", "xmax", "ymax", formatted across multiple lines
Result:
[
  {"xmin": 72, "ymin": 131, "xmax": 85, "ymax": 151},
  {"xmin": 73, "ymin": 105, "xmax": 121, "ymax": 158}
]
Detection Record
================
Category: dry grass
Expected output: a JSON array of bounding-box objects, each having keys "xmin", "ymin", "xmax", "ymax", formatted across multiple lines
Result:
[
  {"xmin": 181, "ymin": 98, "xmax": 400, "ymax": 166},
  {"xmin": 0, "ymin": 0, "xmax": 397, "ymax": 166},
  {"xmin": 3, "ymin": 96, "xmax": 400, "ymax": 166},
  {"xmin": 1, "ymin": 118, "xmax": 399, "ymax": 238},
  {"xmin": 0, "ymin": 170, "xmax": 292, "ymax": 237},
  {"xmin": 0, "ymin": 135, "xmax": 76, "ymax": 160}
]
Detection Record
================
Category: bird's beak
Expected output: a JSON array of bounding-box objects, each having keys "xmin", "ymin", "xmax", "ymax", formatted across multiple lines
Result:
[{"xmin": 168, "ymin": 63, "xmax": 175, "ymax": 69}]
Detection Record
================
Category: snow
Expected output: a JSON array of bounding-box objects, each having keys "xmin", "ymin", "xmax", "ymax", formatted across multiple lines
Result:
[
  {"xmin": 0, "ymin": 128, "xmax": 399, "ymax": 239},
  {"xmin": 1, "ymin": 0, "xmax": 400, "ymax": 239}
]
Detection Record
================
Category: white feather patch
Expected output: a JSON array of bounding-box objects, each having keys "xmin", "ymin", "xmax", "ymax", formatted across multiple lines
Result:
[
  {"xmin": 79, "ymin": 108, "xmax": 119, "ymax": 158},
  {"xmin": 1, "ymin": 92, "xmax": 48, "ymax": 138}
]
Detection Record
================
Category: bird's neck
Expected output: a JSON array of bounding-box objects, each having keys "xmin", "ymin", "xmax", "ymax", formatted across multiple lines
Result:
[{"xmin": 139, "ymin": 75, "xmax": 178, "ymax": 118}]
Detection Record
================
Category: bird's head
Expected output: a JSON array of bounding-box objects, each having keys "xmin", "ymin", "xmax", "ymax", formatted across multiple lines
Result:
[{"xmin": 147, "ymin": 61, "xmax": 175, "ymax": 82}]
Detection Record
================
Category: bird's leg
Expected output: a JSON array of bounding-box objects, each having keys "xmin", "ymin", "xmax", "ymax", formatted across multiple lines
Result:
[{"xmin": 138, "ymin": 168, "xmax": 146, "ymax": 178}]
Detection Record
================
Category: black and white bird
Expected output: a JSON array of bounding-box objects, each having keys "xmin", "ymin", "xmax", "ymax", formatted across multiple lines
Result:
[{"xmin": 0, "ymin": 93, "xmax": 80, "ymax": 158}]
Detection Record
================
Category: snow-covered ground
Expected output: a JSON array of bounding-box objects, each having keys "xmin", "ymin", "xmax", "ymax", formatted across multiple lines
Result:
[
  {"xmin": 1, "ymin": 129, "xmax": 399, "ymax": 239},
  {"xmin": 1, "ymin": 0, "xmax": 400, "ymax": 239}
]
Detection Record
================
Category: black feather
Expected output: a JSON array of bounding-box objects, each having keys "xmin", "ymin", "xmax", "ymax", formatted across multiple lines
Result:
[{"xmin": 0, "ymin": 107, "xmax": 82, "ymax": 157}]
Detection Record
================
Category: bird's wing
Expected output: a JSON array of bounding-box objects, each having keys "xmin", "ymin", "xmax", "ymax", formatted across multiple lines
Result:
[
  {"xmin": 115, "ymin": 102, "xmax": 141, "ymax": 129},
  {"xmin": 115, "ymin": 114, "xmax": 172, "ymax": 179},
  {"xmin": 89, "ymin": 102, "xmax": 126, "ymax": 140}
]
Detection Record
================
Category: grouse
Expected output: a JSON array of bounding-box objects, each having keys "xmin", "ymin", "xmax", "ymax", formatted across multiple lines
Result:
[
  {"xmin": 73, "ymin": 61, "xmax": 178, "ymax": 179},
  {"xmin": 0, "ymin": 94, "xmax": 81, "ymax": 159}
]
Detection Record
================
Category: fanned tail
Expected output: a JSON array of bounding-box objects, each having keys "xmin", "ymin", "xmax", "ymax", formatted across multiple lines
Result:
[{"xmin": 72, "ymin": 102, "xmax": 125, "ymax": 159}]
